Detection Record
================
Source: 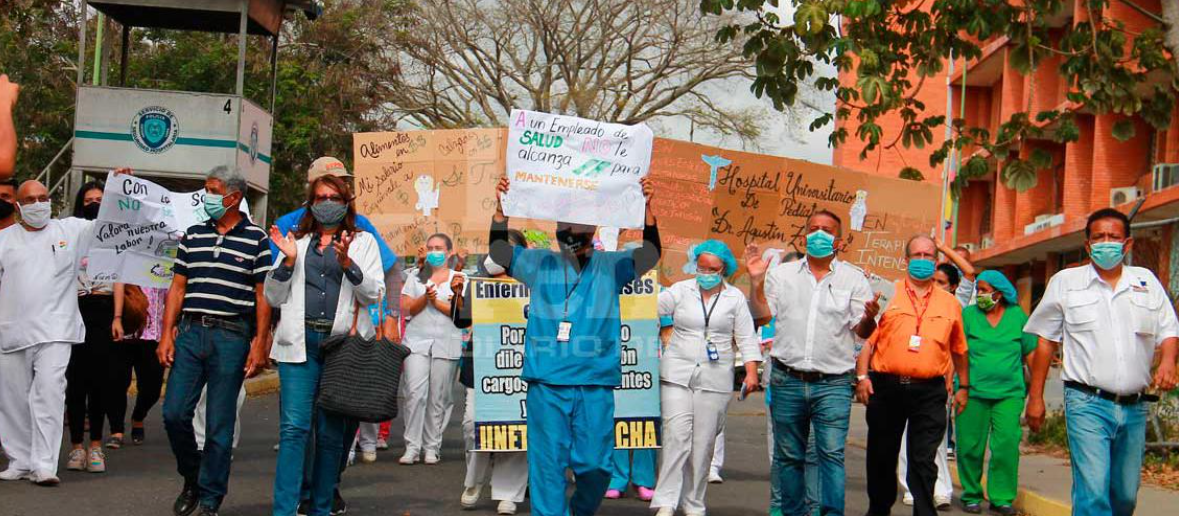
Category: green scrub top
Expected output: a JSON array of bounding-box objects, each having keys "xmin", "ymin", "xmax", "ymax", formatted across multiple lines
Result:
[{"xmin": 961, "ymin": 304, "xmax": 1037, "ymax": 400}]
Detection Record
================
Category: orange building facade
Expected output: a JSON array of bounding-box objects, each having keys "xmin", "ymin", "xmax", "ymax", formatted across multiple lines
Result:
[{"xmin": 834, "ymin": 0, "xmax": 1179, "ymax": 310}]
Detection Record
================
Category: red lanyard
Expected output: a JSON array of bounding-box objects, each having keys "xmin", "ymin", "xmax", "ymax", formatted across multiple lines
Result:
[{"xmin": 904, "ymin": 283, "xmax": 933, "ymax": 334}]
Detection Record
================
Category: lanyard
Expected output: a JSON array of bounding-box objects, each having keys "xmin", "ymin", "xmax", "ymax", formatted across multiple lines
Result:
[
  {"xmin": 699, "ymin": 290, "xmax": 722, "ymax": 334},
  {"xmin": 562, "ymin": 261, "xmax": 585, "ymax": 319},
  {"xmin": 904, "ymin": 283, "xmax": 933, "ymax": 334}
]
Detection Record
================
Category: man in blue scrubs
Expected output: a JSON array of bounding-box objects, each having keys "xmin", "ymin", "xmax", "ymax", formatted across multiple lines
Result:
[{"xmin": 488, "ymin": 177, "xmax": 661, "ymax": 516}]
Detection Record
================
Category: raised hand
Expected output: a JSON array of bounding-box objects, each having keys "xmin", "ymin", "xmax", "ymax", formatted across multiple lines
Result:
[
  {"xmin": 744, "ymin": 243, "xmax": 769, "ymax": 278},
  {"xmin": 333, "ymin": 230, "xmax": 354, "ymax": 269},
  {"xmin": 0, "ymin": 74, "xmax": 18, "ymax": 110},
  {"xmin": 270, "ymin": 225, "xmax": 298, "ymax": 265},
  {"xmin": 495, "ymin": 177, "xmax": 511, "ymax": 214},
  {"xmin": 640, "ymin": 176, "xmax": 655, "ymax": 205},
  {"xmin": 864, "ymin": 292, "xmax": 883, "ymax": 319}
]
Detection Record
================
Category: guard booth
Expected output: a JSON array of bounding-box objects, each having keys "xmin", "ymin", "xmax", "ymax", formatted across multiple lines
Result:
[{"xmin": 68, "ymin": 0, "xmax": 321, "ymax": 223}]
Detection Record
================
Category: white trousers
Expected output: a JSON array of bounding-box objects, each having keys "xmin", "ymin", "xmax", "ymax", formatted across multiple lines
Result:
[
  {"xmin": 401, "ymin": 354, "xmax": 457, "ymax": 454},
  {"xmin": 358, "ymin": 422, "xmax": 381, "ymax": 452},
  {"xmin": 898, "ymin": 422, "xmax": 953, "ymax": 499},
  {"xmin": 0, "ymin": 342, "xmax": 71, "ymax": 476},
  {"xmin": 711, "ymin": 429, "xmax": 725, "ymax": 475},
  {"xmin": 461, "ymin": 388, "xmax": 529, "ymax": 502},
  {"xmin": 195, "ymin": 385, "xmax": 245, "ymax": 451},
  {"xmin": 651, "ymin": 382, "xmax": 730, "ymax": 514}
]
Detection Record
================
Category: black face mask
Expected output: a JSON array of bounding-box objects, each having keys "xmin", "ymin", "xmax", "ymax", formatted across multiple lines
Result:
[
  {"xmin": 0, "ymin": 199, "xmax": 14, "ymax": 220},
  {"xmin": 556, "ymin": 227, "xmax": 592, "ymax": 254},
  {"xmin": 82, "ymin": 202, "xmax": 102, "ymax": 221}
]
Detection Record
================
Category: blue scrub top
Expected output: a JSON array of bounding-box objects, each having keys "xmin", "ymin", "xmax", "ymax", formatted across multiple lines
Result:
[
  {"xmin": 272, "ymin": 207, "xmax": 398, "ymax": 272},
  {"xmin": 510, "ymin": 246, "xmax": 637, "ymax": 387}
]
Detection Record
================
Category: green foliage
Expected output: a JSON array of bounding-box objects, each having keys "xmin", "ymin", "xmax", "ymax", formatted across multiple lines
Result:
[
  {"xmin": 899, "ymin": 167, "xmax": 925, "ymax": 181},
  {"xmin": 1025, "ymin": 409, "xmax": 1069, "ymax": 449},
  {"xmin": 702, "ymin": 0, "xmax": 1179, "ymax": 193}
]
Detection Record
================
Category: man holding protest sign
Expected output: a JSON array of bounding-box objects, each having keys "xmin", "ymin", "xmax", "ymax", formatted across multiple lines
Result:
[{"xmin": 487, "ymin": 173, "xmax": 660, "ymax": 516}]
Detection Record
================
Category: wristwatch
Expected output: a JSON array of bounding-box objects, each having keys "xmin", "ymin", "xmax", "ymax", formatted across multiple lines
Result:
[
  {"xmin": 856, "ymin": 374, "xmax": 870, "ymax": 383},
  {"xmin": 958, "ymin": 384, "xmax": 971, "ymax": 391}
]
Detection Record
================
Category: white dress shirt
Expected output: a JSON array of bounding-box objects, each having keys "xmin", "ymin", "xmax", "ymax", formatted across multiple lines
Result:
[
  {"xmin": 402, "ymin": 268, "xmax": 466, "ymax": 359},
  {"xmin": 658, "ymin": 279, "xmax": 761, "ymax": 394},
  {"xmin": 1025, "ymin": 264, "xmax": 1179, "ymax": 395},
  {"xmin": 764, "ymin": 258, "xmax": 874, "ymax": 375}
]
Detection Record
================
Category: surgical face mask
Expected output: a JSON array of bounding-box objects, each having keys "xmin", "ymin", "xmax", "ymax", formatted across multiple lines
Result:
[
  {"xmin": 907, "ymin": 258, "xmax": 936, "ymax": 281},
  {"xmin": 310, "ymin": 200, "xmax": 347, "ymax": 227},
  {"xmin": 426, "ymin": 251, "xmax": 447, "ymax": 268},
  {"xmin": 806, "ymin": 229, "xmax": 835, "ymax": 258},
  {"xmin": 484, "ymin": 255, "xmax": 506, "ymax": 276},
  {"xmin": 19, "ymin": 201, "xmax": 52, "ymax": 229},
  {"xmin": 976, "ymin": 293, "xmax": 998, "ymax": 311},
  {"xmin": 1089, "ymin": 241, "xmax": 1125, "ymax": 270},
  {"xmin": 696, "ymin": 272, "xmax": 723, "ymax": 290},
  {"xmin": 82, "ymin": 202, "xmax": 102, "ymax": 221},
  {"xmin": 204, "ymin": 193, "xmax": 228, "ymax": 220},
  {"xmin": 0, "ymin": 199, "xmax": 15, "ymax": 220}
]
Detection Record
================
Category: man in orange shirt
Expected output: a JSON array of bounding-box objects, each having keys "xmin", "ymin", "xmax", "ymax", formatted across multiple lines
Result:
[{"xmin": 855, "ymin": 235, "xmax": 971, "ymax": 516}]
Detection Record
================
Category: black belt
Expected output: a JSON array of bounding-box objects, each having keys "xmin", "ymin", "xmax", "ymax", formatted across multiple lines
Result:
[
  {"xmin": 773, "ymin": 361, "xmax": 851, "ymax": 382},
  {"xmin": 1064, "ymin": 381, "xmax": 1159, "ymax": 405},
  {"xmin": 305, "ymin": 318, "xmax": 334, "ymax": 333},
  {"xmin": 182, "ymin": 314, "xmax": 248, "ymax": 335},
  {"xmin": 869, "ymin": 372, "xmax": 945, "ymax": 386}
]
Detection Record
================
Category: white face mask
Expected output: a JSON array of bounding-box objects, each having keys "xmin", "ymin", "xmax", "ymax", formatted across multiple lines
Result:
[
  {"xmin": 19, "ymin": 201, "xmax": 52, "ymax": 229},
  {"xmin": 484, "ymin": 255, "xmax": 506, "ymax": 276}
]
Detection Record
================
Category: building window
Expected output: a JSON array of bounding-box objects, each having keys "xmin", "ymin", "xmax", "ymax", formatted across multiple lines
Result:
[
  {"xmin": 981, "ymin": 181, "xmax": 993, "ymax": 237},
  {"xmin": 1053, "ymin": 163, "xmax": 1065, "ymax": 214}
]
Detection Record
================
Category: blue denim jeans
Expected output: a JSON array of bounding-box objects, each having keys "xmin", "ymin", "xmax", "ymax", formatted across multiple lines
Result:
[
  {"xmin": 770, "ymin": 366, "xmax": 854, "ymax": 516},
  {"xmin": 770, "ymin": 425, "xmax": 821, "ymax": 516},
  {"xmin": 1064, "ymin": 386, "xmax": 1148, "ymax": 516},
  {"xmin": 162, "ymin": 319, "xmax": 251, "ymax": 510},
  {"xmin": 272, "ymin": 328, "xmax": 327, "ymax": 516}
]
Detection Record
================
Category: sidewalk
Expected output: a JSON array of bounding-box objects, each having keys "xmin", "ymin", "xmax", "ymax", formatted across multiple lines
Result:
[{"xmin": 847, "ymin": 405, "xmax": 1178, "ymax": 516}]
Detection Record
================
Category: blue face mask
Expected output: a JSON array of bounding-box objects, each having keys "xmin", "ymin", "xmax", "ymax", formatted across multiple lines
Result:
[
  {"xmin": 204, "ymin": 193, "xmax": 227, "ymax": 220},
  {"xmin": 806, "ymin": 229, "xmax": 835, "ymax": 258},
  {"xmin": 1089, "ymin": 242, "xmax": 1125, "ymax": 270},
  {"xmin": 908, "ymin": 258, "xmax": 936, "ymax": 281},
  {"xmin": 696, "ymin": 272, "xmax": 723, "ymax": 290},
  {"xmin": 426, "ymin": 251, "xmax": 447, "ymax": 268}
]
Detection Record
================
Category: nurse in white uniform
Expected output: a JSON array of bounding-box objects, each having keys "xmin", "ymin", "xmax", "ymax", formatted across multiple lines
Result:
[
  {"xmin": 399, "ymin": 233, "xmax": 465, "ymax": 465},
  {"xmin": 651, "ymin": 240, "xmax": 762, "ymax": 516}
]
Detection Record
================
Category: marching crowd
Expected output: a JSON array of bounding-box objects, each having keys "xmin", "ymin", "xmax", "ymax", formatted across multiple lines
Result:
[{"xmin": 0, "ymin": 74, "xmax": 1177, "ymax": 516}]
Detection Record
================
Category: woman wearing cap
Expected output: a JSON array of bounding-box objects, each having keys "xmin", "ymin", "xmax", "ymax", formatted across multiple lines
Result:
[
  {"xmin": 650, "ymin": 240, "xmax": 762, "ymax": 516},
  {"xmin": 955, "ymin": 270, "xmax": 1037, "ymax": 515}
]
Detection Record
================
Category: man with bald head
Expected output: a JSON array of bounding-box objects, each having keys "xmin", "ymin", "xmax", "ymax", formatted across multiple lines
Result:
[
  {"xmin": 855, "ymin": 234, "xmax": 971, "ymax": 516},
  {"xmin": 0, "ymin": 179, "xmax": 100, "ymax": 486}
]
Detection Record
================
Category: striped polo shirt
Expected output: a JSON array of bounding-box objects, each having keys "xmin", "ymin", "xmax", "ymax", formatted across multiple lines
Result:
[{"xmin": 174, "ymin": 218, "xmax": 272, "ymax": 317}]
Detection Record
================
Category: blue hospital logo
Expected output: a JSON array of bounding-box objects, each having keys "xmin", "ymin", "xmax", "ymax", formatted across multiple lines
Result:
[{"xmin": 131, "ymin": 106, "xmax": 179, "ymax": 154}]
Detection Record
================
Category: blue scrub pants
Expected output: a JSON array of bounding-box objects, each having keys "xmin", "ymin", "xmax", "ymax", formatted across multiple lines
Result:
[
  {"xmin": 608, "ymin": 448, "xmax": 656, "ymax": 491},
  {"xmin": 526, "ymin": 383, "xmax": 615, "ymax": 516}
]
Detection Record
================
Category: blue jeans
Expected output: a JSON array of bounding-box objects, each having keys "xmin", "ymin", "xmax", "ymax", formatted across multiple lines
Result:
[
  {"xmin": 162, "ymin": 319, "xmax": 251, "ymax": 510},
  {"xmin": 770, "ymin": 425, "xmax": 821, "ymax": 516},
  {"xmin": 272, "ymin": 328, "xmax": 327, "ymax": 516},
  {"xmin": 770, "ymin": 367, "xmax": 854, "ymax": 516},
  {"xmin": 526, "ymin": 384, "xmax": 615, "ymax": 516},
  {"xmin": 609, "ymin": 448, "xmax": 656, "ymax": 491},
  {"xmin": 1064, "ymin": 386, "xmax": 1148, "ymax": 516}
]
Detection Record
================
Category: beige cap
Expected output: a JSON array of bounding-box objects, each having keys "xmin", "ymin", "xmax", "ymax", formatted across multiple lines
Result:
[{"xmin": 307, "ymin": 156, "xmax": 351, "ymax": 181}]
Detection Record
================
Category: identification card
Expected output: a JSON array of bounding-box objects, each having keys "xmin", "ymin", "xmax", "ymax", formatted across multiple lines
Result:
[
  {"xmin": 557, "ymin": 321, "xmax": 572, "ymax": 343},
  {"xmin": 706, "ymin": 341, "xmax": 720, "ymax": 361},
  {"xmin": 908, "ymin": 335, "xmax": 922, "ymax": 353}
]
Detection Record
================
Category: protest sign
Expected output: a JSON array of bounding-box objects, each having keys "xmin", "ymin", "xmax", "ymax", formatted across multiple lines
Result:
[
  {"xmin": 85, "ymin": 172, "xmax": 248, "ymax": 287},
  {"xmin": 471, "ymin": 271, "xmax": 661, "ymax": 451},
  {"xmin": 502, "ymin": 109, "xmax": 654, "ymax": 229}
]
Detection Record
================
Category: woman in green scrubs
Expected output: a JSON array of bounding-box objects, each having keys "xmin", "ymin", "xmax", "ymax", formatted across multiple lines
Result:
[{"xmin": 956, "ymin": 270, "xmax": 1037, "ymax": 515}]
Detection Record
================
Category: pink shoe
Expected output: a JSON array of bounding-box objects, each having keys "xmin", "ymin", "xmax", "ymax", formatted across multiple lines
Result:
[
  {"xmin": 604, "ymin": 489, "xmax": 623, "ymax": 499},
  {"xmin": 637, "ymin": 486, "xmax": 655, "ymax": 501}
]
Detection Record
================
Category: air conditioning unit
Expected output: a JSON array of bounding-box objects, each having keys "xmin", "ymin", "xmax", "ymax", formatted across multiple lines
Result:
[
  {"xmin": 1110, "ymin": 186, "xmax": 1142, "ymax": 206},
  {"xmin": 1153, "ymin": 163, "xmax": 1179, "ymax": 192}
]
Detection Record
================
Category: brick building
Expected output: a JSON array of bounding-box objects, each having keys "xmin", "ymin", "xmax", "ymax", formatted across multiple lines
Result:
[{"xmin": 834, "ymin": 0, "xmax": 1179, "ymax": 312}]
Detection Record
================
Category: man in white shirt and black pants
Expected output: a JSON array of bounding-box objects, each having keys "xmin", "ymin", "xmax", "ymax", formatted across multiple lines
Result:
[
  {"xmin": 1025, "ymin": 208, "xmax": 1178, "ymax": 516},
  {"xmin": 0, "ymin": 180, "xmax": 97, "ymax": 486}
]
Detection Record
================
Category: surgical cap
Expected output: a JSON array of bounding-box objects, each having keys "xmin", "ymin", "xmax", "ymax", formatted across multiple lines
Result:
[
  {"xmin": 977, "ymin": 270, "xmax": 1017, "ymax": 305},
  {"xmin": 690, "ymin": 239, "xmax": 739, "ymax": 277}
]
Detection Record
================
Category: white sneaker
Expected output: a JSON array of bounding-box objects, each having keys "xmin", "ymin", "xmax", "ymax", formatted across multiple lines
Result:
[
  {"xmin": 347, "ymin": 449, "xmax": 356, "ymax": 466},
  {"xmin": 360, "ymin": 450, "xmax": 378, "ymax": 464},
  {"xmin": 31, "ymin": 470, "xmax": 60, "ymax": 486},
  {"xmin": 902, "ymin": 494, "xmax": 914, "ymax": 506},
  {"xmin": 708, "ymin": 470, "xmax": 723, "ymax": 483},
  {"xmin": 424, "ymin": 450, "xmax": 440, "ymax": 465},
  {"xmin": 0, "ymin": 468, "xmax": 30, "ymax": 481},
  {"xmin": 66, "ymin": 449, "xmax": 87, "ymax": 471},
  {"xmin": 399, "ymin": 450, "xmax": 419, "ymax": 465},
  {"xmin": 376, "ymin": 438, "xmax": 389, "ymax": 451},
  {"xmin": 87, "ymin": 447, "xmax": 106, "ymax": 473},
  {"xmin": 654, "ymin": 507, "xmax": 675, "ymax": 516},
  {"xmin": 935, "ymin": 495, "xmax": 952, "ymax": 510},
  {"xmin": 461, "ymin": 484, "xmax": 483, "ymax": 508},
  {"xmin": 496, "ymin": 500, "xmax": 518, "ymax": 515}
]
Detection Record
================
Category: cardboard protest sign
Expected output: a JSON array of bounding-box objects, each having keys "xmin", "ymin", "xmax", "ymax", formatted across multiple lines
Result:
[
  {"xmin": 502, "ymin": 109, "xmax": 654, "ymax": 229},
  {"xmin": 471, "ymin": 272, "xmax": 661, "ymax": 451},
  {"xmin": 86, "ymin": 172, "xmax": 249, "ymax": 287}
]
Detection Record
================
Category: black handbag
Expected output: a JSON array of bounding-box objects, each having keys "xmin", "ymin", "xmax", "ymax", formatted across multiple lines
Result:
[{"xmin": 317, "ymin": 304, "xmax": 410, "ymax": 423}]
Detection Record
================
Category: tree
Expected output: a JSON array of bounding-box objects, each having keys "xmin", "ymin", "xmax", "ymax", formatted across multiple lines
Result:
[
  {"xmin": 385, "ymin": 0, "xmax": 764, "ymax": 142},
  {"xmin": 702, "ymin": 0, "xmax": 1179, "ymax": 194}
]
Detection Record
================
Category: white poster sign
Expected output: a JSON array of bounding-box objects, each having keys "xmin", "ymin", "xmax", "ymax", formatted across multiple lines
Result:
[{"xmin": 503, "ymin": 109, "xmax": 653, "ymax": 229}]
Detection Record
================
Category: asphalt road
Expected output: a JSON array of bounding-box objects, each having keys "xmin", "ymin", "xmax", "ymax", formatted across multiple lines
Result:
[{"xmin": 0, "ymin": 389, "xmax": 974, "ymax": 516}]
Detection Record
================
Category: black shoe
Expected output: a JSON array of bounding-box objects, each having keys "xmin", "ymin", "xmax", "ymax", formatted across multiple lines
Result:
[
  {"xmin": 331, "ymin": 490, "xmax": 348, "ymax": 515},
  {"xmin": 297, "ymin": 499, "xmax": 311, "ymax": 516},
  {"xmin": 197, "ymin": 506, "xmax": 219, "ymax": 516},
  {"xmin": 963, "ymin": 503, "xmax": 982, "ymax": 514},
  {"xmin": 989, "ymin": 504, "xmax": 1016, "ymax": 516},
  {"xmin": 173, "ymin": 483, "xmax": 200, "ymax": 516},
  {"xmin": 131, "ymin": 426, "xmax": 145, "ymax": 445}
]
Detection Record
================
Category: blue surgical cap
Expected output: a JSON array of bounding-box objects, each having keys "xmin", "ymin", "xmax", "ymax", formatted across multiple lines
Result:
[
  {"xmin": 977, "ymin": 270, "xmax": 1017, "ymax": 305},
  {"xmin": 690, "ymin": 239, "xmax": 738, "ymax": 277}
]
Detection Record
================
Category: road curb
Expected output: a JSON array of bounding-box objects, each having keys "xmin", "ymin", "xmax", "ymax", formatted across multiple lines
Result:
[
  {"xmin": 845, "ymin": 438, "xmax": 1071, "ymax": 516},
  {"xmin": 128, "ymin": 371, "xmax": 281, "ymax": 398}
]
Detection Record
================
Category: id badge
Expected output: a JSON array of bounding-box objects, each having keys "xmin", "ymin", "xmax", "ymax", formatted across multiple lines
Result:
[
  {"xmin": 557, "ymin": 321, "xmax": 572, "ymax": 343},
  {"xmin": 706, "ymin": 341, "xmax": 720, "ymax": 362},
  {"xmin": 908, "ymin": 335, "xmax": 922, "ymax": 353}
]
